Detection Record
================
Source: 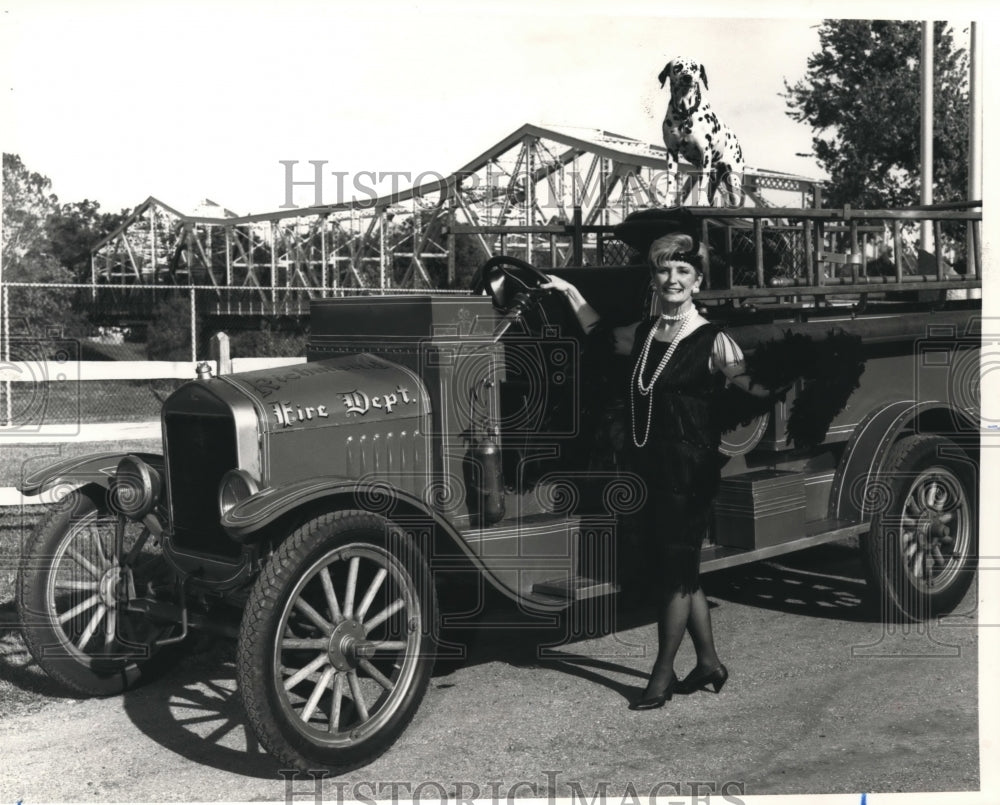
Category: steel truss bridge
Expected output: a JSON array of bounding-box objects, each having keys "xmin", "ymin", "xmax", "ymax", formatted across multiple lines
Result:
[{"xmin": 87, "ymin": 124, "xmax": 825, "ymax": 322}]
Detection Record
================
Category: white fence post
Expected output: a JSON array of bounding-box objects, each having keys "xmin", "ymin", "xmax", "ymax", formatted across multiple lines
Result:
[{"xmin": 211, "ymin": 332, "xmax": 232, "ymax": 375}]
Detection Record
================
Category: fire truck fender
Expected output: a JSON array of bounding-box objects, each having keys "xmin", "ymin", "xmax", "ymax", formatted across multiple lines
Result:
[
  {"xmin": 828, "ymin": 400, "xmax": 978, "ymax": 524},
  {"xmin": 221, "ymin": 475, "xmax": 515, "ymax": 592},
  {"xmin": 19, "ymin": 451, "xmax": 164, "ymax": 497}
]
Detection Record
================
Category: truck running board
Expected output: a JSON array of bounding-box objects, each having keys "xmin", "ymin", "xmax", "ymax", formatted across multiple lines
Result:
[{"xmin": 531, "ymin": 575, "xmax": 620, "ymax": 601}]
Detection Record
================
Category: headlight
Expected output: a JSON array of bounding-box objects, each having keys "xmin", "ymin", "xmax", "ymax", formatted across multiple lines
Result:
[
  {"xmin": 218, "ymin": 469, "xmax": 259, "ymax": 518},
  {"xmin": 111, "ymin": 455, "xmax": 162, "ymax": 519}
]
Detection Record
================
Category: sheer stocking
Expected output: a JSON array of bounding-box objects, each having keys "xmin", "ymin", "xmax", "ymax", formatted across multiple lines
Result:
[
  {"xmin": 686, "ymin": 588, "xmax": 721, "ymax": 672},
  {"xmin": 641, "ymin": 587, "xmax": 720, "ymax": 698}
]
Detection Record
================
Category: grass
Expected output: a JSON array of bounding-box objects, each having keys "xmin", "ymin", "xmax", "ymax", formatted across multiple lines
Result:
[
  {"xmin": 5, "ymin": 379, "xmax": 184, "ymax": 425},
  {"xmin": 0, "ymin": 439, "xmax": 162, "ymax": 488}
]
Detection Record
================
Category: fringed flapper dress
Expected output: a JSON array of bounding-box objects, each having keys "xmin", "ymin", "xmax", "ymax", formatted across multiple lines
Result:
[{"xmin": 629, "ymin": 319, "xmax": 730, "ymax": 595}]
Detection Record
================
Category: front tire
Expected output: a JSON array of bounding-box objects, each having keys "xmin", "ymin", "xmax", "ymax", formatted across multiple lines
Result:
[
  {"xmin": 863, "ymin": 435, "xmax": 978, "ymax": 621},
  {"xmin": 236, "ymin": 511, "xmax": 437, "ymax": 771},
  {"xmin": 16, "ymin": 485, "xmax": 175, "ymax": 696}
]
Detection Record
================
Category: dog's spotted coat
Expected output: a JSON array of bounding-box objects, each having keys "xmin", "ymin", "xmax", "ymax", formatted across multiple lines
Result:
[{"xmin": 658, "ymin": 58, "xmax": 745, "ymax": 207}]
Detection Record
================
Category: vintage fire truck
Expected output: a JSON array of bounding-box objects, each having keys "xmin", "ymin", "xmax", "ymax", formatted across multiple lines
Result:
[{"xmin": 16, "ymin": 204, "xmax": 981, "ymax": 771}]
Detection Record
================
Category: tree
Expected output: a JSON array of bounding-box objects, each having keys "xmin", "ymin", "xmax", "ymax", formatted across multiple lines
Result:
[
  {"xmin": 2, "ymin": 153, "xmax": 89, "ymax": 336},
  {"xmin": 228, "ymin": 321, "xmax": 307, "ymax": 358},
  {"xmin": 46, "ymin": 199, "xmax": 127, "ymax": 278},
  {"xmin": 3, "ymin": 154, "xmax": 129, "ymax": 335},
  {"xmin": 2, "ymin": 153, "xmax": 60, "ymax": 276},
  {"xmin": 450, "ymin": 232, "xmax": 491, "ymax": 289},
  {"xmin": 783, "ymin": 20, "xmax": 970, "ymax": 208},
  {"xmin": 145, "ymin": 295, "xmax": 193, "ymax": 361}
]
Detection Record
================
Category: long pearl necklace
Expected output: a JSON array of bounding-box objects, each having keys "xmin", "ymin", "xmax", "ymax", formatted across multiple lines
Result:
[{"xmin": 630, "ymin": 309, "xmax": 694, "ymax": 448}]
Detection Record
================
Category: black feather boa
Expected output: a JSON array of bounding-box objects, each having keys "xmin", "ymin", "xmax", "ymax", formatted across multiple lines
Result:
[{"xmin": 719, "ymin": 329, "xmax": 866, "ymax": 448}]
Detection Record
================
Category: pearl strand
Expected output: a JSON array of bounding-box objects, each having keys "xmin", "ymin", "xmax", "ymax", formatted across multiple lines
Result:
[{"xmin": 630, "ymin": 310, "xmax": 693, "ymax": 448}]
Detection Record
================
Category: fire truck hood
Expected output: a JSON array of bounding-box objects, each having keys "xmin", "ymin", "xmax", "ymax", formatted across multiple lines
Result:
[{"xmin": 219, "ymin": 354, "xmax": 430, "ymax": 433}]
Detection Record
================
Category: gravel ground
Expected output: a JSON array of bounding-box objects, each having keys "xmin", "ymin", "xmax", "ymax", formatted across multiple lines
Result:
[{"xmin": 0, "ymin": 542, "xmax": 981, "ymax": 802}]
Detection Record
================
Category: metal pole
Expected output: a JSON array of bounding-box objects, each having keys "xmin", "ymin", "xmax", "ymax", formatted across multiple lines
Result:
[
  {"xmin": 150, "ymin": 204, "xmax": 157, "ymax": 278},
  {"xmin": 487, "ymin": 161, "xmax": 493, "ymax": 227},
  {"xmin": 447, "ymin": 194, "xmax": 456, "ymax": 285},
  {"xmin": 225, "ymin": 226, "xmax": 232, "ymax": 285},
  {"xmin": 572, "ymin": 206, "xmax": 583, "ymax": 266},
  {"xmin": 968, "ymin": 21, "xmax": 982, "ymax": 279},
  {"xmin": 331, "ymin": 219, "xmax": 339, "ymax": 294},
  {"xmin": 375, "ymin": 210, "xmax": 383, "ymax": 290},
  {"xmin": 190, "ymin": 290, "xmax": 197, "ymax": 364},
  {"xmin": 920, "ymin": 20, "xmax": 934, "ymax": 250},
  {"xmin": 968, "ymin": 22, "xmax": 982, "ymax": 199},
  {"xmin": 270, "ymin": 220, "xmax": 277, "ymax": 307},
  {"xmin": 524, "ymin": 137, "xmax": 533, "ymax": 265},
  {"xmin": 321, "ymin": 217, "xmax": 329, "ymax": 293},
  {"xmin": 1, "ymin": 282, "xmax": 10, "ymax": 427},
  {"xmin": 600, "ymin": 157, "xmax": 608, "ymax": 225},
  {"xmin": 572, "ymin": 156, "xmax": 579, "ymax": 209}
]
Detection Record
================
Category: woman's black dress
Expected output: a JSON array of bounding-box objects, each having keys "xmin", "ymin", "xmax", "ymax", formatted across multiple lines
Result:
[{"xmin": 629, "ymin": 319, "xmax": 728, "ymax": 595}]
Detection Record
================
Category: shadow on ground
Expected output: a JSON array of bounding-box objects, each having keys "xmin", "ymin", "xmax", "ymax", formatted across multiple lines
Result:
[
  {"xmin": 0, "ymin": 540, "xmax": 881, "ymax": 774},
  {"xmin": 702, "ymin": 541, "xmax": 878, "ymax": 623},
  {"xmin": 121, "ymin": 639, "xmax": 282, "ymax": 778},
  {"xmin": 0, "ymin": 600, "xmax": 92, "ymax": 715}
]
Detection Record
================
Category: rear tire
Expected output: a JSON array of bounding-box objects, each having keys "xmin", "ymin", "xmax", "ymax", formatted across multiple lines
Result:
[
  {"xmin": 862, "ymin": 435, "xmax": 978, "ymax": 621},
  {"xmin": 237, "ymin": 511, "xmax": 436, "ymax": 771}
]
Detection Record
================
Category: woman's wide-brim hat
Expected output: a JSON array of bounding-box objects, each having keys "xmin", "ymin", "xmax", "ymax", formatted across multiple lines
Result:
[{"xmin": 613, "ymin": 207, "xmax": 701, "ymax": 256}]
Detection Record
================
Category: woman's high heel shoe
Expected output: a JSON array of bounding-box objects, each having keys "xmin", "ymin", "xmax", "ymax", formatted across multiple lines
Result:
[
  {"xmin": 629, "ymin": 672, "xmax": 677, "ymax": 710},
  {"xmin": 677, "ymin": 663, "xmax": 728, "ymax": 694}
]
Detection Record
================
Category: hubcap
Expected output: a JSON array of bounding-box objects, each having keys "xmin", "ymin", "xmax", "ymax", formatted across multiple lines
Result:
[
  {"xmin": 327, "ymin": 619, "xmax": 365, "ymax": 672},
  {"xmin": 900, "ymin": 468, "xmax": 969, "ymax": 593},
  {"xmin": 98, "ymin": 565, "xmax": 122, "ymax": 609}
]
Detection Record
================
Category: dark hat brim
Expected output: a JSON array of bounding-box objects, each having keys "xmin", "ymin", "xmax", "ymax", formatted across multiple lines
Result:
[{"xmin": 612, "ymin": 207, "xmax": 700, "ymax": 256}]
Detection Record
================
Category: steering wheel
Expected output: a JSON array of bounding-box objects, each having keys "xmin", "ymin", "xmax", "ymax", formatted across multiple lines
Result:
[{"xmin": 472, "ymin": 255, "xmax": 553, "ymax": 313}]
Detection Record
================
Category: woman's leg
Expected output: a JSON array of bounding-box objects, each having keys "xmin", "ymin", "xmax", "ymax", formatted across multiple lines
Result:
[
  {"xmin": 676, "ymin": 585, "xmax": 729, "ymax": 693},
  {"xmin": 679, "ymin": 496, "xmax": 722, "ymax": 672},
  {"xmin": 640, "ymin": 587, "xmax": 690, "ymax": 698},
  {"xmin": 685, "ymin": 587, "xmax": 721, "ymax": 671}
]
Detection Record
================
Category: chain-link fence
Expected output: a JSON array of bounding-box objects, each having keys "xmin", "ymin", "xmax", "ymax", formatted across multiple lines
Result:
[
  {"xmin": 0, "ymin": 208, "xmax": 982, "ymax": 428},
  {"xmin": 0, "ymin": 333, "xmax": 188, "ymax": 428}
]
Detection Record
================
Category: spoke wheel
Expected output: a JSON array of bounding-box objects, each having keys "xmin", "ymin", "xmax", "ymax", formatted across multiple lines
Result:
[
  {"xmin": 237, "ymin": 511, "xmax": 436, "ymax": 771},
  {"xmin": 16, "ymin": 485, "xmax": 175, "ymax": 695},
  {"xmin": 897, "ymin": 466, "xmax": 971, "ymax": 594},
  {"xmin": 863, "ymin": 435, "xmax": 978, "ymax": 621}
]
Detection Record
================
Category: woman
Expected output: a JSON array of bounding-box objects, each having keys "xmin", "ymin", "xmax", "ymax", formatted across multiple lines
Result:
[{"xmin": 542, "ymin": 208, "xmax": 777, "ymax": 710}]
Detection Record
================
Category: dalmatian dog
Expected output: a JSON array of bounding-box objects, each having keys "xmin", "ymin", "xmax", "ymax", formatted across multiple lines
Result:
[{"xmin": 658, "ymin": 58, "xmax": 745, "ymax": 207}]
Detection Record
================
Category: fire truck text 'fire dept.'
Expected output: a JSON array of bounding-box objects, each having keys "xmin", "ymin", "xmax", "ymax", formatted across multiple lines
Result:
[{"xmin": 270, "ymin": 386, "xmax": 417, "ymax": 427}]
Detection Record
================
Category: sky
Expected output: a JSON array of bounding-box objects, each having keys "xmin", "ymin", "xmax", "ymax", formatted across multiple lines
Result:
[{"xmin": 0, "ymin": 0, "xmax": 986, "ymax": 217}]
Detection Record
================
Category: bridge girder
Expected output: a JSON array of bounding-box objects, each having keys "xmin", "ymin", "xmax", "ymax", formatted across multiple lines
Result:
[{"xmin": 89, "ymin": 124, "xmax": 824, "ymax": 320}]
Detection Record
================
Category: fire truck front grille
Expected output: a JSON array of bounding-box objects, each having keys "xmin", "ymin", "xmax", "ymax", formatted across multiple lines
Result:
[{"xmin": 165, "ymin": 411, "xmax": 241, "ymax": 558}]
